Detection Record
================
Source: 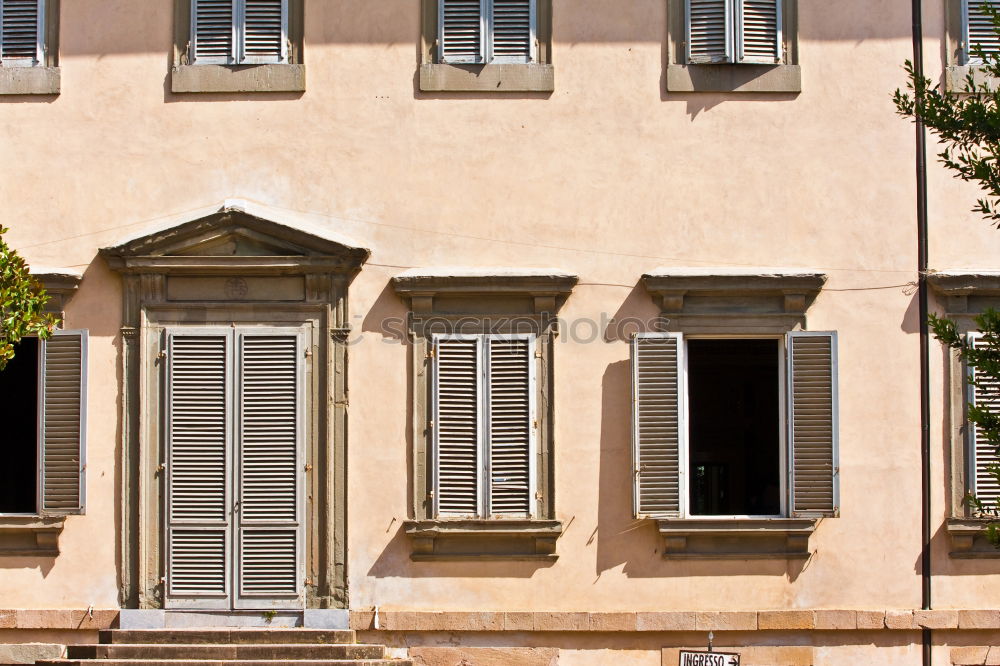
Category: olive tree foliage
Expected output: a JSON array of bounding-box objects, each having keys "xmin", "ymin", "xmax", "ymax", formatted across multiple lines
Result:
[
  {"xmin": 0, "ymin": 226, "xmax": 58, "ymax": 371},
  {"xmin": 895, "ymin": 1, "xmax": 1000, "ymax": 540}
]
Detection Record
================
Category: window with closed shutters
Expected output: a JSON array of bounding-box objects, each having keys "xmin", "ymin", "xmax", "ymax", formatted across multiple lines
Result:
[
  {"xmin": 685, "ymin": 0, "xmax": 782, "ymax": 64},
  {"xmin": 0, "ymin": 0, "xmax": 44, "ymax": 67},
  {"xmin": 964, "ymin": 0, "xmax": 1000, "ymax": 64},
  {"xmin": 191, "ymin": 0, "xmax": 287, "ymax": 65},
  {"xmin": 439, "ymin": 0, "xmax": 535, "ymax": 64},
  {"xmin": 967, "ymin": 333, "xmax": 1000, "ymax": 512},
  {"xmin": 432, "ymin": 334, "xmax": 536, "ymax": 519}
]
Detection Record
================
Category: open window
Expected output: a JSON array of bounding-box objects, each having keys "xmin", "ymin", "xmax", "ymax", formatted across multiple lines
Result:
[{"xmin": 0, "ymin": 330, "xmax": 87, "ymax": 518}]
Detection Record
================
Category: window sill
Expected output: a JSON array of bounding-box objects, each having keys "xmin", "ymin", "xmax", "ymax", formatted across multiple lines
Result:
[
  {"xmin": 419, "ymin": 64, "xmax": 554, "ymax": 93},
  {"xmin": 945, "ymin": 65, "xmax": 999, "ymax": 92},
  {"xmin": 947, "ymin": 518, "xmax": 1000, "ymax": 558},
  {"xmin": 0, "ymin": 66, "xmax": 60, "ymax": 95},
  {"xmin": 0, "ymin": 516, "xmax": 65, "ymax": 556},
  {"xmin": 170, "ymin": 64, "xmax": 305, "ymax": 94},
  {"xmin": 656, "ymin": 518, "xmax": 817, "ymax": 559},
  {"xmin": 666, "ymin": 64, "xmax": 801, "ymax": 93},
  {"xmin": 403, "ymin": 519, "xmax": 562, "ymax": 561}
]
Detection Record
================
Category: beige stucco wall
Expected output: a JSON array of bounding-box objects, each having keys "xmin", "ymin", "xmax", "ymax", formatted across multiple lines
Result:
[{"xmin": 0, "ymin": 0, "xmax": 997, "ymax": 645}]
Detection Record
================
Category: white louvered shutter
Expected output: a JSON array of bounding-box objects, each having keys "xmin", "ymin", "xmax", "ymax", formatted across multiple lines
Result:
[
  {"xmin": 787, "ymin": 332, "xmax": 839, "ymax": 518},
  {"xmin": 192, "ymin": 0, "xmax": 235, "ymax": 63},
  {"xmin": 241, "ymin": 0, "xmax": 286, "ymax": 64},
  {"xmin": 0, "ymin": 0, "xmax": 43, "ymax": 66},
  {"xmin": 487, "ymin": 337, "xmax": 535, "ymax": 516},
  {"xmin": 491, "ymin": 0, "xmax": 534, "ymax": 63},
  {"xmin": 686, "ymin": 0, "xmax": 732, "ymax": 64},
  {"xmin": 968, "ymin": 334, "xmax": 1000, "ymax": 508},
  {"xmin": 165, "ymin": 333, "xmax": 230, "ymax": 607},
  {"xmin": 234, "ymin": 332, "xmax": 302, "ymax": 608},
  {"xmin": 965, "ymin": 0, "xmax": 1000, "ymax": 64},
  {"xmin": 434, "ymin": 336, "xmax": 483, "ymax": 516},
  {"xmin": 737, "ymin": 0, "xmax": 781, "ymax": 63},
  {"xmin": 39, "ymin": 330, "xmax": 87, "ymax": 515},
  {"xmin": 632, "ymin": 333, "xmax": 684, "ymax": 518},
  {"xmin": 440, "ymin": 0, "xmax": 484, "ymax": 63}
]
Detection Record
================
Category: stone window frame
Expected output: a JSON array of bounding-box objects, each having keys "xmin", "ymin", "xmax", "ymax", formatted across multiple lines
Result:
[
  {"xmin": 391, "ymin": 270, "xmax": 577, "ymax": 560},
  {"xmin": 665, "ymin": 0, "xmax": 800, "ymax": 93},
  {"xmin": 944, "ymin": 0, "xmax": 1000, "ymax": 90},
  {"xmin": 100, "ymin": 203, "xmax": 368, "ymax": 608},
  {"xmin": 928, "ymin": 271, "xmax": 1000, "ymax": 558},
  {"xmin": 170, "ymin": 0, "xmax": 305, "ymax": 94},
  {"xmin": 0, "ymin": 0, "xmax": 60, "ymax": 96},
  {"xmin": 418, "ymin": 0, "xmax": 554, "ymax": 92},
  {"xmin": 0, "ymin": 269, "xmax": 81, "ymax": 557},
  {"xmin": 639, "ymin": 268, "xmax": 829, "ymax": 559}
]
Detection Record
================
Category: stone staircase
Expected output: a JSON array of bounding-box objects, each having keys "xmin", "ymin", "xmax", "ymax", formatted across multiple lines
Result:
[{"xmin": 36, "ymin": 629, "xmax": 411, "ymax": 666}]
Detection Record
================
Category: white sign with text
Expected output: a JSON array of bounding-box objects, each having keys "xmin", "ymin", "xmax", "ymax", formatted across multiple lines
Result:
[{"xmin": 677, "ymin": 651, "xmax": 740, "ymax": 666}]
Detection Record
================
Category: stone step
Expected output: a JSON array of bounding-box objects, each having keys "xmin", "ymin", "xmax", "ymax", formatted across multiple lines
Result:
[
  {"xmin": 37, "ymin": 661, "xmax": 413, "ymax": 666},
  {"xmin": 67, "ymin": 644, "xmax": 385, "ymax": 660},
  {"xmin": 99, "ymin": 630, "xmax": 356, "ymax": 645}
]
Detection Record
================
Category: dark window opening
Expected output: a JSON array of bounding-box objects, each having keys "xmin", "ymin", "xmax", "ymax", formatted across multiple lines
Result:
[
  {"xmin": 688, "ymin": 339, "xmax": 781, "ymax": 516},
  {"xmin": 0, "ymin": 338, "xmax": 39, "ymax": 513}
]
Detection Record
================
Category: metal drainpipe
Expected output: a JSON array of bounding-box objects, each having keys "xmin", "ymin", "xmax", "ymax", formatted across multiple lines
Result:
[{"xmin": 911, "ymin": 0, "xmax": 933, "ymax": 664}]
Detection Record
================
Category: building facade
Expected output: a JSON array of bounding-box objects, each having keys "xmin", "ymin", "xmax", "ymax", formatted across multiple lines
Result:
[{"xmin": 1, "ymin": 0, "xmax": 1000, "ymax": 664}]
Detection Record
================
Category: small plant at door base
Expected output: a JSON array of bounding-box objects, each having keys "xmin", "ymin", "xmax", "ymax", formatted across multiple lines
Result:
[
  {"xmin": 895, "ymin": 2, "xmax": 1000, "ymax": 547},
  {"xmin": 261, "ymin": 610, "xmax": 277, "ymax": 624},
  {"xmin": 930, "ymin": 310, "xmax": 1000, "ymax": 544},
  {"xmin": 0, "ymin": 226, "xmax": 58, "ymax": 371}
]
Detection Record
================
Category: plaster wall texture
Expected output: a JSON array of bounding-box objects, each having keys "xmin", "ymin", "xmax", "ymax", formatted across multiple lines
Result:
[{"xmin": 0, "ymin": 0, "xmax": 996, "ymax": 623}]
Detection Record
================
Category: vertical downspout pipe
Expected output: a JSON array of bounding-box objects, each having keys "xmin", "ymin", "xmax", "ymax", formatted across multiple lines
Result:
[{"xmin": 911, "ymin": 0, "xmax": 933, "ymax": 664}]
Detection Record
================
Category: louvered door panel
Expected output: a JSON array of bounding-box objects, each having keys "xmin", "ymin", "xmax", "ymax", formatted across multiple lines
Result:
[
  {"xmin": 632, "ymin": 334, "xmax": 683, "ymax": 518},
  {"xmin": 235, "ymin": 332, "xmax": 302, "ymax": 607},
  {"xmin": 440, "ymin": 0, "xmax": 484, "ymax": 63},
  {"xmin": 0, "ymin": 0, "xmax": 41, "ymax": 63},
  {"xmin": 40, "ymin": 330, "xmax": 87, "ymax": 514},
  {"xmin": 787, "ymin": 332, "xmax": 839, "ymax": 517},
  {"xmin": 488, "ymin": 337, "xmax": 534, "ymax": 516},
  {"xmin": 166, "ymin": 333, "xmax": 230, "ymax": 605},
  {"xmin": 492, "ymin": 0, "xmax": 533, "ymax": 63},
  {"xmin": 969, "ymin": 334, "xmax": 1000, "ymax": 507},
  {"xmin": 192, "ymin": 0, "xmax": 235, "ymax": 63},
  {"xmin": 434, "ymin": 337, "xmax": 482, "ymax": 516},
  {"xmin": 242, "ymin": 0, "xmax": 285, "ymax": 63},
  {"xmin": 966, "ymin": 0, "xmax": 1000, "ymax": 63},
  {"xmin": 686, "ymin": 0, "xmax": 731, "ymax": 63},
  {"xmin": 738, "ymin": 0, "xmax": 780, "ymax": 63}
]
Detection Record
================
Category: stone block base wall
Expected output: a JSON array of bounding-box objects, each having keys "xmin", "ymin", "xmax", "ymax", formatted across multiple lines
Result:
[{"xmin": 0, "ymin": 610, "xmax": 999, "ymax": 664}]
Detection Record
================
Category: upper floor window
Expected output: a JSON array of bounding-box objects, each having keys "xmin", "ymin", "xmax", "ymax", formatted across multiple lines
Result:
[
  {"xmin": 966, "ymin": 333, "xmax": 1000, "ymax": 513},
  {"xmin": 439, "ymin": 0, "xmax": 536, "ymax": 64},
  {"xmin": 1, "ymin": 0, "xmax": 46, "ymax": 67},
  {"xmin": 190, "ymin": 0, "xmax": 288, "ymax": 65},
  {"xmin": 963, "ymin": 0, "xmax": 1000, "ymax": 64},
  {"xmin": 685, "ymin": 0, "xmax": 783, "ymax": 65}
]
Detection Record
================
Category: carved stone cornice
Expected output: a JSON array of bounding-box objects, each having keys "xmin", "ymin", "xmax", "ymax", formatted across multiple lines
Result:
[
  {"xmin": 392, "ymin": 268, "xmax": 578, "ymax": 315},
  {"xmin": 31, "ymin": 268, "xmax": 83, "ymax": 315}
]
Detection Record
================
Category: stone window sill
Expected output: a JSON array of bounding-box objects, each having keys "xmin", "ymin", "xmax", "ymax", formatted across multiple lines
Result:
[
  {"xmin": 945, "ymin": 65, "xmax": 999, "ymax": 92},
  {"xmin": 947, "ymin": 518, "xmax": 1000, "ymax": 558},
  {"xmin": 404, "ymin": 519, "xmax": 562, "ymax": 561},
  {"xmin": 419, "ymin": 64, "xmax": 554, "ymax": 93},
  {"xmin": 656, "ymin": 518, "xmax": 817, "ymax": 559},
  {"xmin": 171, "ymin": 64, "xmax": 305, "ymax": 94},
  {"xmin": 0, "ymin": 66, "xmax": 60, "ymax": 95},
  {"xmin": 0, "ymin": 516, "xmax": 65, "ymax": 556},
  {"xmin": 666, "ymin": 64, "xmax": 801, "ymax": 93}
]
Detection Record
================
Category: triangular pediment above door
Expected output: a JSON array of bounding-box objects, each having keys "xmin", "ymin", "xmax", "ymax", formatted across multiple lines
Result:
[{"xmin": 100, "ymin": 200, "xmax": 370, "ymax": 275}]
